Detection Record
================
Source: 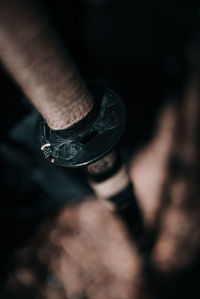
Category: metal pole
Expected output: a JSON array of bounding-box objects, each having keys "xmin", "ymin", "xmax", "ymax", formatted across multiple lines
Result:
[{"xmin": 0, "ymin": 0, "xmax": 145, "ymax": 250}]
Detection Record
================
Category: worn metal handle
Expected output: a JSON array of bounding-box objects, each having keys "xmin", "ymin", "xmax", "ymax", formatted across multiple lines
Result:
[{"xmin": 0, "ymin": 0, "xmax": 93, "ymax": 130}]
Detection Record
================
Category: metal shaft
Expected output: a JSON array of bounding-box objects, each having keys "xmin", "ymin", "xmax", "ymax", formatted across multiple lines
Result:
[
  {"xmin": 0, "ymin": 0, "xmax": 93, "ymax": 130},
  {"xmin": 87, "ymin": 150, "xmax": 146, "ymax": 250},
  {"xmin": 0, "ymin": 0, "xmax": 146, "ymax": 251}
]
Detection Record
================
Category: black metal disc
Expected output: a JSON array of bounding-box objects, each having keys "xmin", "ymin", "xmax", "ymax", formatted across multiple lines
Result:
[{"xmin": 37, "ymin": 86, "xmax": 126, "ymax": 167}]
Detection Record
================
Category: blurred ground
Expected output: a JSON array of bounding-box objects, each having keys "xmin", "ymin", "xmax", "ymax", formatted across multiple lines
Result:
[{"xmin": 1, "ymin": 1, "xmax": 200, "ymax": 298}]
